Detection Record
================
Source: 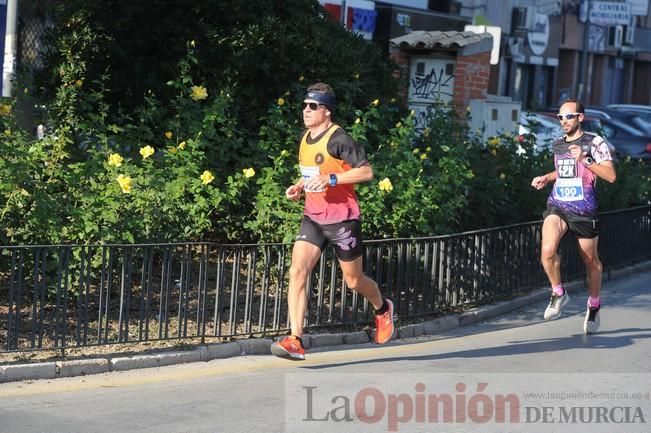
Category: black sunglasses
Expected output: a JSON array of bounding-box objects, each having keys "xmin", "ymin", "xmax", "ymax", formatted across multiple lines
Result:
[{"xmin": 301, "ymin": 102, "xmax": 325, "ymax": 110}]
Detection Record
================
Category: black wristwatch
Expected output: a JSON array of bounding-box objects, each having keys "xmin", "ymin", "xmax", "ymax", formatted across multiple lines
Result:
[
  {"xmin": 583, "ymin": 156, "xmax": 594, "ymax": 167},
  {"xmin": 329, "ymin": 173, "xmax": 338, "ymax": 187}
]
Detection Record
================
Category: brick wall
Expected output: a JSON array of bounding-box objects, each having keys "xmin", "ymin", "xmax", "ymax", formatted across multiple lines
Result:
[
  {"xmin": 390, "ymin": 49, "xmax": 491, "ymax": 117},
  {"xmin": 452, "ymin": 51, "xmax": 491, "ymax": 116},
  {"xmin": 389, "ymin": 50, "xmax": 410, "ymax": 104}
]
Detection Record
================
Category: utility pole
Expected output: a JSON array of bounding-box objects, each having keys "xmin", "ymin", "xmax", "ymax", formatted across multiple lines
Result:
[
  {"xmin": 2, "ymin": 0, "xmax": 17, "ymax": 97},
  {"xmin": 577, "ymin": 0, "xmax": 590, "ymax": 100}
]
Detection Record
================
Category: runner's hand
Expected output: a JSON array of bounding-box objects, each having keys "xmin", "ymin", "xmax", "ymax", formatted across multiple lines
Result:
[
  {"xmin": 285, "ymin": 179, "xmax": 304, "ymax": 201},
  {"xmin": 303, "ymin": 174, "xmax": 328, "ymax": 192},
  {"xmin": 568, "ymin": 144, "xmax": 585, "ymax": 161},
  {"xmin": 531, "ymin": 175, "xmax": 549, "ymax": 190}
]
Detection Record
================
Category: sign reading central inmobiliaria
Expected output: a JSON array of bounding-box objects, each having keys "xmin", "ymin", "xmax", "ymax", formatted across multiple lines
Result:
[{"xmin": 285, "ymin": 373, "xmax": 650, "ymax": 432}]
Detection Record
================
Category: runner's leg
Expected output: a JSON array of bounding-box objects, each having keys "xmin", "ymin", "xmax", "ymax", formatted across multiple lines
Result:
[
  {"xmin": 288, "ymin": 241, "xmax": 322, "ymax": 337},
  {"xmin": 338, "ymin": 256, "xmax": 383, "ymax": 309},
  {"xmin": 541, "ymin": 214, "xmax": 568, "ymax": 287},
  {"xmin": 577, "ymin": 236, "xmax": 602, "ymax": 299}
]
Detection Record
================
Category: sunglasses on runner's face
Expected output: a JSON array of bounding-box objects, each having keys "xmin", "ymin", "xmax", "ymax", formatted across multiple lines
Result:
[
  {"xmin": 301, "ymin": 102, "xmax": 325, "ymax": 111},
  {"xmin": 557, "ymin": 112, "xmax": 581, "ymax": 121}
]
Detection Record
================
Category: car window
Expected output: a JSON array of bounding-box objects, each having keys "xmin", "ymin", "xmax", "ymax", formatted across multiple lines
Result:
[
  {"xmin": 601, "ymin": 124, "xmax": 615, "ymax": 138},
  {"xmin": 609, "ymin": 119, "xmax": 645, "ymax": 136}
]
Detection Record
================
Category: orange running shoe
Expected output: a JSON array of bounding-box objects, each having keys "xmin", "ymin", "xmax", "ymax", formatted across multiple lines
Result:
[
  {"xmin": 271, "ymin": 335, "xmax": 305, "ymax": 360},
  {"xmin": 374, "ymin": 299, "xmax": 395, "ymax": 344}
]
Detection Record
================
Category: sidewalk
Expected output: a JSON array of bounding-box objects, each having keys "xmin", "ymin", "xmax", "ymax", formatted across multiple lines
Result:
[{"xmin": 2, "ymin": 260, "xmax": 649, "ymax": 383}]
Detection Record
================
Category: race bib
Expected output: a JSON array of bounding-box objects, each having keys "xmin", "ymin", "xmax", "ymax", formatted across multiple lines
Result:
[
  {"xmin": 300, "ymin": 165, "xmax": 325, "ymax": 192},
  {"xmin": 554, "ymin": 177, "xmax": 584, "ymax": 201},
  {"xmin": 557, "ymin": 158, "xmax": 576, "ymax": 179}
]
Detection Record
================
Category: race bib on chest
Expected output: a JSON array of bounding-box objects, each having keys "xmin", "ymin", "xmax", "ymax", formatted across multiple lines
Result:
[
  {"xmin": 300, "ymin": 165, "xmax": 325, "ymax": 192},
  {"xmin": 554, "ymin": 158, "xmax": 583, "ymax": 201},
  {"xmin": 557, "ymin": 158, "xmax": 576, "ymax": 178},
  {"xmin": 554, "ymin": 178, "xmax": 584, "ymax": 201}
]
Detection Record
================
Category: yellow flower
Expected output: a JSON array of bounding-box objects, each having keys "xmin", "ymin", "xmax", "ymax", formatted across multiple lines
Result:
[
  {"xmin": 355, "ymin": 118, "xmax": 361, "ymax": 124},
  {"xmin": 168, "ymin": 146, "xmax": 177, "ymax": 154},
  {"xmin": 178, "ymin": 141, "xmax": 186, "ymax": 150},
  {"xmin": 371, "ymin": 99, "xmax": 379, "ymax": 106},
  {"xmin": 190, "ymin": 40, "xmax": 196, "ymax": 47},
  {"xmin": 378, "ymin": 177, "xmax": 393, "ymax": 193},
  {"xmin": 164, "ymin": 131, "xmax": 173, "ymax": 139},
  {"xmin": 395, "ymin": 122, "xmax": 402, "ymax": 128},
  {"xmin": 108, "ymin": 153, "xmax": 123, "ymax": 167},
  {"xmin": 0, "ymin": 103, "xmax": 12, "ymax": 116},
  {"xmin": 116, "ymin": 174, "xmax": 132, "ymax": 193},
  {"xmin": 354, "ymin": 73, "xmax": 360, "ymax": 80},
  {"xmin": 420, "ymin": 153, "xmax": 427, "ymax": 160},
  {"xmin": 75, "ymin": 79, "xmax": 83, "ymax": 87},
  {"xmin": 242, "ymin": 168, "xmax": 255, "ymax": 178},
  {"xmin": 298, "ymin": 76, "xmax": 304, "ymax": 82},
  {"xmin": 277, "ymin": 97, "xmax": 285, "ymax": 106},
  {"xmin": 139, "ymin": 145, "xmax": 155, "ymax": 159},
  {"xmin": 488, "ymin": 137, "xmax": 499, "ymax": 146},
  {"xmin": 191, "ymin": 85, "xmax": 208, "ymax": 101},
  {"xmin": 500, "ymin": 173, "xmax": 506, "ymax": 180},
  {"xmin": 200, "ymin": 170, "xmax": 215, "ymax": 185}
]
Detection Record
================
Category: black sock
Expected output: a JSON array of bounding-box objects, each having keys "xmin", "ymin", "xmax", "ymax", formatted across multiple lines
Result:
[{"xmin": 375, "ymin": 299, "xmax": 389, "ymax": 315}]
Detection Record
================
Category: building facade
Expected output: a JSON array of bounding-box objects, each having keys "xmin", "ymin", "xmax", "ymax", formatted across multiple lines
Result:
[{"xmin": 321, "ymin": 0, "xmax": 651, "ymax": 108}]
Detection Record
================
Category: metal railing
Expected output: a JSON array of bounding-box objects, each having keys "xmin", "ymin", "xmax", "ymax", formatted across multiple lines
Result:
[{"xmin": 1, "ymin": 205, "xmax": 649, "ymax": 353}]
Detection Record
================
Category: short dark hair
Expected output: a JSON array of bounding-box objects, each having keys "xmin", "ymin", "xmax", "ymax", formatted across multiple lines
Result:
[{"xmin": 561, "ymin": 97, "xmax": 585, "ymax": 113}]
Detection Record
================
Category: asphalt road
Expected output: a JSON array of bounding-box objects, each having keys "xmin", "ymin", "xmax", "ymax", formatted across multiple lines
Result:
[{"xmin": 1, "ymin": 270, "xmax": 650, "ymax": 433}]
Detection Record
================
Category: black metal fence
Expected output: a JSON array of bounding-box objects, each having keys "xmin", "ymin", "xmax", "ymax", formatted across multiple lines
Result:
[{"xmin": 1, "ymin": 206, "xmax": 650, "ymax": 353}]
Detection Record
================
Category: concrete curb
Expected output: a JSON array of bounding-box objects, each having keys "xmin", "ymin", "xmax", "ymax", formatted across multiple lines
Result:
[{"xmin": 1, "ymin": 260, "xmax": 649, "ymax": 383}]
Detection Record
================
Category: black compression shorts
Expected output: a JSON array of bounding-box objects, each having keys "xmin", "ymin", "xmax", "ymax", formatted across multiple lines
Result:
[{"xmin": 295, "ymin": 216, "xmax": 364, "ymax": 262}]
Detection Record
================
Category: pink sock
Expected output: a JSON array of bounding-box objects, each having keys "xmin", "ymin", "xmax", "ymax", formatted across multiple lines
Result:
[
  {"xmin": 552, "ymin": 284, "xmax": 565, "ymax": 296},
  {"xmin": 588, "ymin": 296, "xmax": 600, "ymax": 308}
]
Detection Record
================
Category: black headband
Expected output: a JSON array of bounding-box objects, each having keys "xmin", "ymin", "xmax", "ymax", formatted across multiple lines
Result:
[{"xmin": 304, "ymin": 90, "xmax": 336, "ymax": 108}]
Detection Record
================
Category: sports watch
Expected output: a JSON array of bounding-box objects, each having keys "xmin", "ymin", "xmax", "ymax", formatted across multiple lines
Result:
[
  {"xmin": 329, "ymin": 174, "xmax": 338, "ymax": 187},
  {"xmin": 583, "ymin": 156, "xmax": 594, "ymax": 167}
]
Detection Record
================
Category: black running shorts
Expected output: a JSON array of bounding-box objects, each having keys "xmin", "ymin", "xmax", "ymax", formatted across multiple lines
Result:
[
  {"xmin": 543, "ymin": 206, "xmax": 600, "ymax": 239},
  {"xmin": 295, "ymin": 216, "xmax": 364, "ymax": 262}
]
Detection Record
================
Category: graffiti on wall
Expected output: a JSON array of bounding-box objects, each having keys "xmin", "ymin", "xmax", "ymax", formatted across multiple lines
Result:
[
  {"xmin": 409, "ymin": 57, "xmax": 455, "ymax": 132},
  {"xmin": 410, "ymin": 66, "xmax": 455, "ymax": 102}
]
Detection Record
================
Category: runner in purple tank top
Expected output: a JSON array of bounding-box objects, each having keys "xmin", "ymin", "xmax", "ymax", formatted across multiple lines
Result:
[{"xmin": 531, "ymin": 98, "xmax": 616, "ymax": 334}]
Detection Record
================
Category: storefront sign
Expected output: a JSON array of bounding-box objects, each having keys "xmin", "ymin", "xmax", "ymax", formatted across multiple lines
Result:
[
  {"xmin": 320, "ymin": 0, "xmax": 376, "ymax": 40},
  {"xmin": 527, "ymin": 13, "xmax": 550, "ymax": 55},
  {"xmin": 588, "ymin": 1, "xmax": 631, "ymax": 26}
]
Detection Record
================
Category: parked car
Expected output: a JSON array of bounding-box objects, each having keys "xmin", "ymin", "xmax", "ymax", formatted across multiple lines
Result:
[
  {"xmin": 598, "ymin": 117, "xmax": 651, "ymax": 161},
  {"xmin": 606, "ymin": 104, "xmax": 651, "ymax": 134},
  {"xmin": 584, "ymin": 106, "xmax": 651, "ymax": 136},
  {"xmin": 517, "ymin": 111, "xmax": 563, "ymax": 153}
]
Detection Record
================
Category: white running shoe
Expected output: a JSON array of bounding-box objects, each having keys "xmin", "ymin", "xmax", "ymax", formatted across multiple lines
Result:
[
  {"xmin": 583, "ymin": 302, "xmax": 600, "ymax": 334},
  {"xmin": 543, "ymin": 291, "xmax": 570, "ymax": 320}
]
